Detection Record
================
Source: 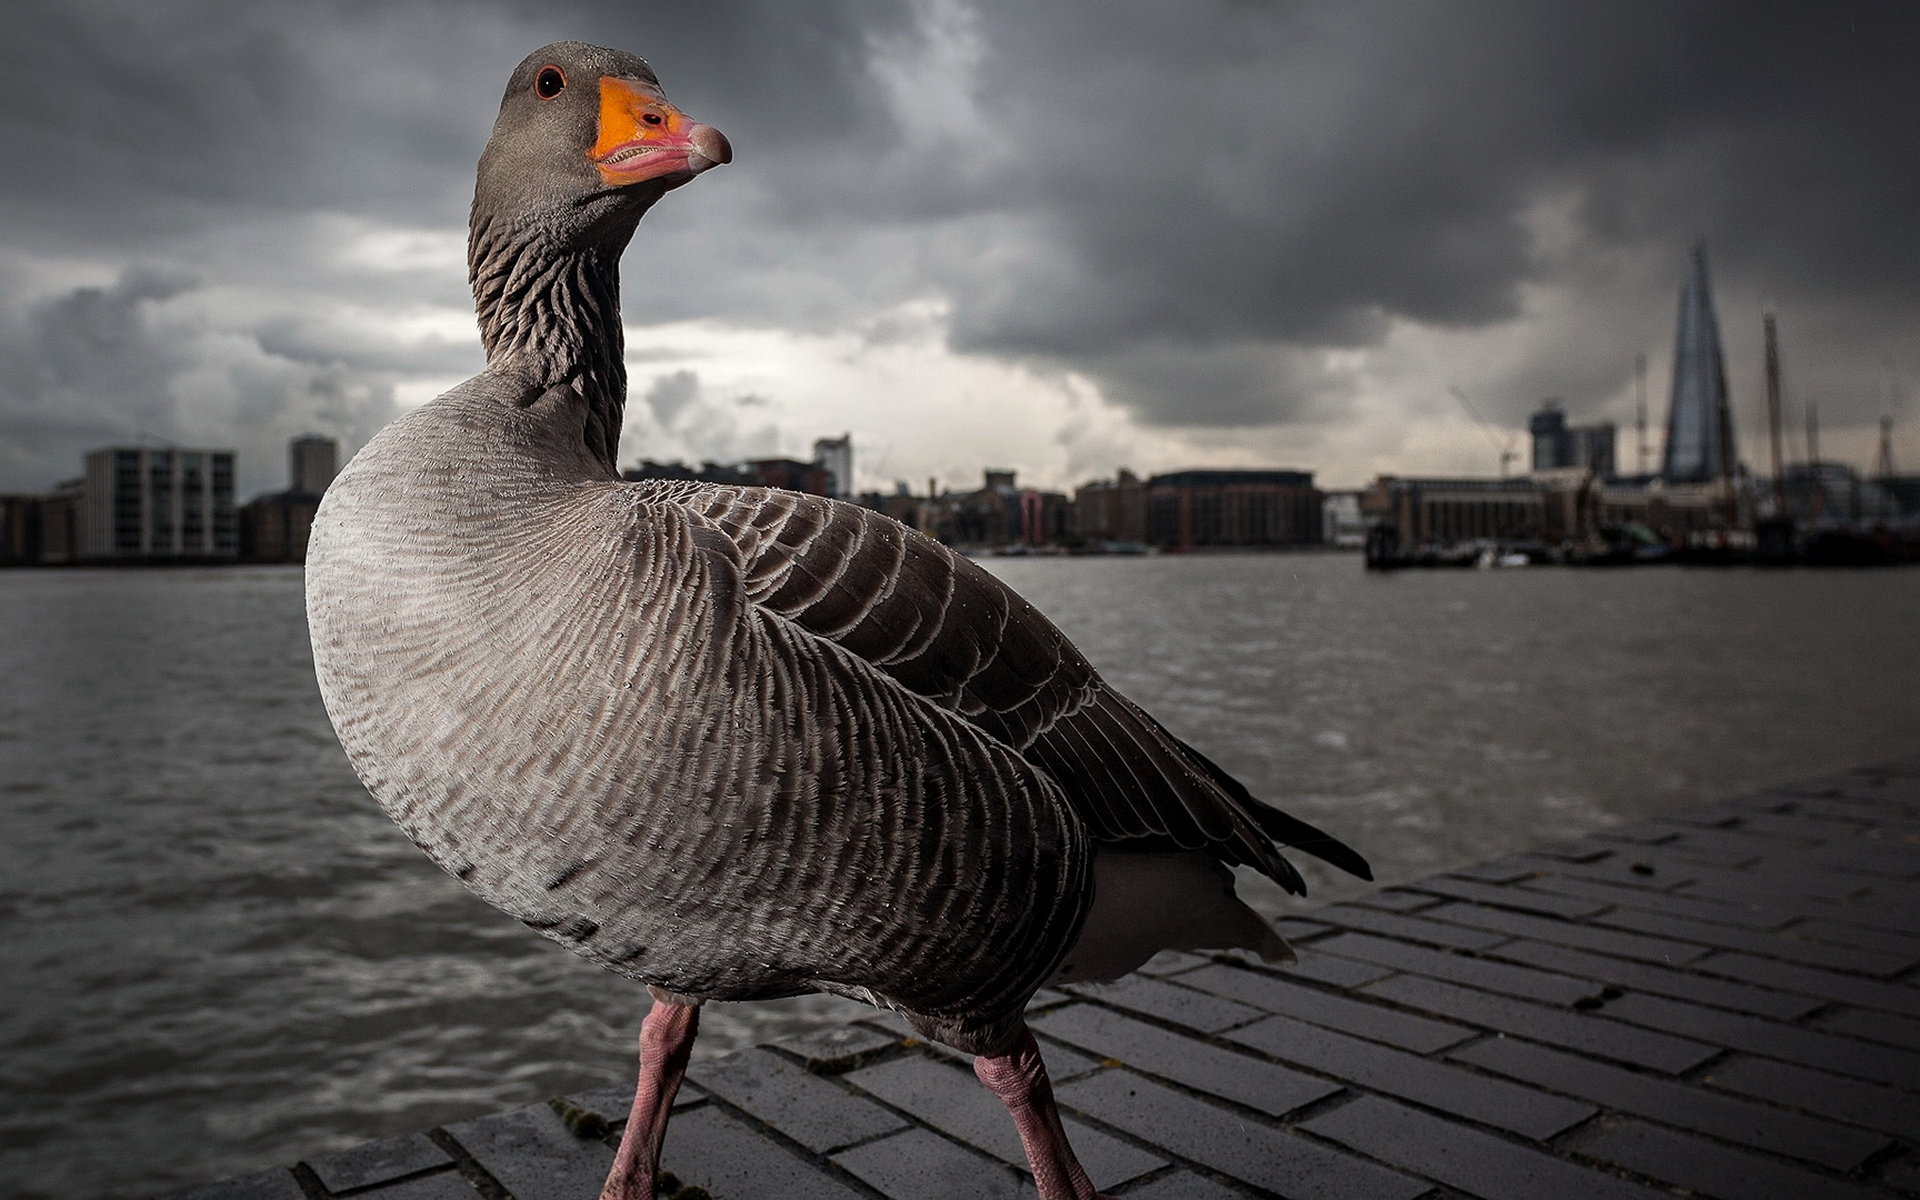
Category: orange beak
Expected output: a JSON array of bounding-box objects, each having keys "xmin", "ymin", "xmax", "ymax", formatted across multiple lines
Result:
[{"xmin": 590, "ymin": 76, "xmax": 731, "ymax": 188}]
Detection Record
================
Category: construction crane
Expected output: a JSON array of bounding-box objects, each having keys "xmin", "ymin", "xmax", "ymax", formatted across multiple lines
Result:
[
  {"xmin": 1764, "ymin": 312, "xmax": 1785, "ymax": 508},
  {"xmin": 1449, "ymin": 386, "xmax": 1520, "ymax": 477}
]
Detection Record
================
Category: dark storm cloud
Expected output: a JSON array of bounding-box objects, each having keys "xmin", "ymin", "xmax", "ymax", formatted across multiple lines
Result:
[
  {"xmin": 917, "ymin": 2, "xmax": 1920, "ymax": 422},
  {"xmin": 0, "ymin": 267, "xmax": 197, "ymax": 483},
  {"xmin": 626, "ymin": 0, "xmax": 1920, "ymax": 427},
  {"xmin": 0, "ymin": 1, "xmax": 487, "ymax": 244},
  {"xmin": 0, "ymin": 0, "xmax": 908, "ymax": 240},
  {"xmin": 0, "ymin": 0, "xmax": 1915, "ymax": 485}
]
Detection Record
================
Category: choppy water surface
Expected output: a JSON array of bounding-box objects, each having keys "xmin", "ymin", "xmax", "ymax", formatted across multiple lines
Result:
[{"xmin": 1, "ymin": 558, "xmax": 1915, "ymax": 1199}]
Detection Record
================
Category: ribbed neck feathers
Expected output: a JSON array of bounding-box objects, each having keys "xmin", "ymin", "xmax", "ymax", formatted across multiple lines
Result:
[{"xmin": 468, "ymin": 212, "xmax": 629, "ymax": 471}]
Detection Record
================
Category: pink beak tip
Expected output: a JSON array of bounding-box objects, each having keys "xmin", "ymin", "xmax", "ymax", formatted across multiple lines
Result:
[{"xmin": 689, "ymin": 124, "xmax": 732, "ymax": 173}]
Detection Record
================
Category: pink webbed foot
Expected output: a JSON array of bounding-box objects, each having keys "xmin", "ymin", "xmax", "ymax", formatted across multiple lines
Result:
[
  {"xmin": 599, "ymin": 991, "xmax": 701, "ymax": 1200},
  {"xmin": 974, "ymin": 1026, "xmax": 1114, "ymax": 1200}
]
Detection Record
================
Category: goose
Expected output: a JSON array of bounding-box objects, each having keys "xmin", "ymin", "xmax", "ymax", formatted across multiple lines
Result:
[{"xmin": 306, "ymin": 41, "xmax": 1368, "ymax": 1200}]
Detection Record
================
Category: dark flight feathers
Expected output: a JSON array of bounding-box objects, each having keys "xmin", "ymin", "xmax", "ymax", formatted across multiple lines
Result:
[{"xmin": 674, "ymin": 483, "xmax": 1368, "ymax": 895}]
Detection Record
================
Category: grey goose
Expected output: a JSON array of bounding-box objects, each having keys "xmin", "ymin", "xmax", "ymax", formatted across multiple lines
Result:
[{"xmin": 305, "ymin": 41, "xmax": 1369, "ymax": 1200}]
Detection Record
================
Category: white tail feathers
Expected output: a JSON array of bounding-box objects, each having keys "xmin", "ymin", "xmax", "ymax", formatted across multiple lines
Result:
[{"xmin": 1047, "ymin": 850, "xmax": 1295, "ymax": 985}]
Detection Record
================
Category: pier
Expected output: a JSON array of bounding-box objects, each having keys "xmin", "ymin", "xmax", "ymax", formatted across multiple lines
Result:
[{"xmin": 174, "ymin": 755, "xmax": 1920, "ymax": 1199}]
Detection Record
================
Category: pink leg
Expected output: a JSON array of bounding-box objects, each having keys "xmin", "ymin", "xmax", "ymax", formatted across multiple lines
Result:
[
  {"xmin": 599, "ymin": 994, "xmax": 701, "ymax": 1200},
  {"xmin": 974, "ymin": 1026, "xmax": 1112, "ymax": 1200}
]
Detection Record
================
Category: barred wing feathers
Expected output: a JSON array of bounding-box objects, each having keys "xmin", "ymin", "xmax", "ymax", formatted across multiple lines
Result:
[{"xmin": 668, "ymin": 484, "xmax": 1369, "ymax": 893}]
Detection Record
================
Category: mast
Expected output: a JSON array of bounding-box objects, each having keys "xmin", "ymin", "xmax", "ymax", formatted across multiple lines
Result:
[
  {"xmin": 1876, "ymin": 415, "xmax": 1896, "ymax": 480},
  {"xmin": 1634, "ymin": 354, "xmax": 1649, "ymax": 476},
  {"xmin": 1764, "ymin": 312, "xmax": 1784, "ymax": 509}
]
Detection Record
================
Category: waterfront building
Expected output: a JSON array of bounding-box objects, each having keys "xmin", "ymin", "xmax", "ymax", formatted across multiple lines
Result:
[
  {"xmin": 1662, "ymin": 245, "xmax": 1738, "ymax": 484},
  {"xmin": 1594, "ymin": 479, "xmax": 1744, "ymax": 538},
  {"xmin": 80, "ymin": 446, "xmax": 237, "ymax": 560},
  {"xmin": 1321, "ymin": 491, "xmax": 1367, "ymax": 548},
  {"xmin": 1145, "ymin": 469, "xmax": 1321, "ymax": 549},
  {"xmin": 859, "ymin": 484, "xmax": 925, "ymax": 531},
  {"xmin": 239, "ymin": 491, "xmax": 321, "ymax": 563},
  {"xmin": 944, "ymin": 471, "xmax": 1016, "ymax": 545},
  {"xmin": 1364, "ymin": 471, "xmax": 1738, "ymax": 550},
  {"xmin": 747, "ymin": 458, "xmax": 833, "ymax": 495},
  {"xmin": 1775, "ymin": 462, "xmax": 1902, "ymax": 526},
  {"xmin": 620, "ymin": 455, "xmax": 839, "ymax": 498},
  {"xmin": 898, "ymin": 470, "xmax": 1069, "ymax": 547},
  {"xmin": 811, "ymin": 435, "xmax": 853, "ymax": 499},
  {"xmin": 1362, "ymin": 475, "xmax": 1546, "ymax": 546},
  {"xmin": 1880, "ymin": 475, "xmax": 1920, "ymax": 518},
  {"xmin": 36, "ymin": 480, "xmax": 82, "ymax": 563},
  {"xmin": 1529, "ymin": 403, "xmax": 1616, "ymax": 478},
  {"xmin": 1072, "ymin": 470, "xmax": 1148, "ymax": 544},
  {"xmin": 621, "ymin": 459, "xmax": 758, "ymax": 486},
  {"xmin": 1017, "ymin": 488, "xmax": 1072, "ymax": 546},
  {"xmin": 913, "ymin": 494, "xmax": 956, "ymax": 544},
  {"xmin": 0, "ymin": 495, "xmax": 40, "ymax": 565}
]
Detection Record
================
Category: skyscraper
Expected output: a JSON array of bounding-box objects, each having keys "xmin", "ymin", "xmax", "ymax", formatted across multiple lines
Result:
[
  {"xmin": 290, "ymin": 435, "xmax": 340, "ymax": 495},
  {"xmin": 1529, "ymin": 402, "xmax": 1617, "ymax": 478},
  {"xmin": 1661, "ymin": 245, "xmax": 1737, "ymax": 483},
  {"xmin": 812, "ymin": 434, "xmax": 853, "ymax": 499}
]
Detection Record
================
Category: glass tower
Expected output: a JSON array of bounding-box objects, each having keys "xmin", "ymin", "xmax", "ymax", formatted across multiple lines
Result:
[{"xmin": 1661, "ymin": 245, "xmax": 1737, "ymax": 483}]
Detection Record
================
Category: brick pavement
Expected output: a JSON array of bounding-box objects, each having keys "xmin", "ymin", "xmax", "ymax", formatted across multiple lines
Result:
[{"xmin": 168, "ymin": 754, "xmax": 1920, "ymax": 1199}]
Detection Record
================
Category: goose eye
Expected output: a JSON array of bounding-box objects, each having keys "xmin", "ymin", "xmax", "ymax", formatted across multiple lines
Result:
[{"xmin": 535, "ymin": 66, "xmax": 566, "ymax": 99}]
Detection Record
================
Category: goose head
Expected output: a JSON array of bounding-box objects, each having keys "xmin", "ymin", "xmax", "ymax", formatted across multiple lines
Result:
[{"xmin": 472, "ymin": 41, "xmax": 732, "ymax": 251}]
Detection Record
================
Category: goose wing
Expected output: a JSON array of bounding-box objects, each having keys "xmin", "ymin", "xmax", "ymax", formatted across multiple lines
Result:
[{"xmin": 667, "ymin": 483, "xmax": 1369, "ymax": 894}]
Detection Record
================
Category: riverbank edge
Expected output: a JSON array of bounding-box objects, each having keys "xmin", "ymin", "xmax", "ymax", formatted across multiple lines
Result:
[{"xmin": 169, "ymin": 752, "xmax": 1920, "ymax": 1199}]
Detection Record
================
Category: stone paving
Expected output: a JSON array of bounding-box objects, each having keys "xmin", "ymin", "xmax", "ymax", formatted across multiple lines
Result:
[{"xmin": 170, "ymin": 755, "xmax": 1920, "ymax": 1199}]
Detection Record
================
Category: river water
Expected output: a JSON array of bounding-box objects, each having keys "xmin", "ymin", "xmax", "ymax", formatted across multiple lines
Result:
[{"xmin": 1, "ymin": 556, "xmax": 1915, "ymax": 1199}]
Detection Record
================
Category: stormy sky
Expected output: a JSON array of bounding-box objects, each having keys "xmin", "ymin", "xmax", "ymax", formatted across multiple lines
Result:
[{"xmin": 1, "ymin": 0, "xmax": 1914, "ymax": 498}]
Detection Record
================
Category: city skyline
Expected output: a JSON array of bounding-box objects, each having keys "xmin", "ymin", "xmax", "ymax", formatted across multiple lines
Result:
[{"xmin": 0, "ymin": 4, "xmax": 1915, "ymax": 499}]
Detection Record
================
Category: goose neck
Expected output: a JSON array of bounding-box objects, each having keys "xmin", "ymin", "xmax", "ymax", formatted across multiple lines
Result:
[{"xmin": 468, "ymin": 216, "xmax": 629, "ymax": 470}]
